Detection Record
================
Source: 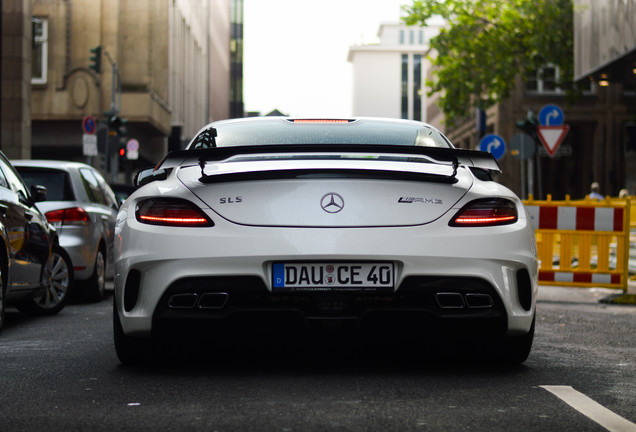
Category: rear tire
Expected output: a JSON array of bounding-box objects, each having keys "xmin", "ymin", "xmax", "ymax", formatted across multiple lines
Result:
[
  {"xmin": 0, "ymin": 262, "xmax": 5, "ymax": 332},
  {"xmin": 83, "ymin": 248, "xmax": 105, "ymax": 302},
  {"xmin": 15, "ymin": 246, "xmax": 73, "ymax": 316},
  {"xmin": 113, "ymin": 300, "xmax": 154, "ymax": 364},
  {"xmin": 497, "ymin": 315, "xmax": 535, "ymax": 364}
]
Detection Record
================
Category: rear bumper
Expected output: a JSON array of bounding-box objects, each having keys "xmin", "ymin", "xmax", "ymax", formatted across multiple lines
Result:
[
  {"xmin": 57, "ymin": 228, "xmax": 95, "ymax": 280},
  {"xmin": 114, "ymin": 209, "xmax": 537, "ymax": 339},
  {"xmin": 149, "ymin": 275, "xmax": 510, "ymax": 340}
]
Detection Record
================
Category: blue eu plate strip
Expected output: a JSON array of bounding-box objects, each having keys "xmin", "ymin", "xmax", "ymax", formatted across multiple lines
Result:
[{"xmin": 272, "ymin": 263, "xmax": 285, "ymax": 288}]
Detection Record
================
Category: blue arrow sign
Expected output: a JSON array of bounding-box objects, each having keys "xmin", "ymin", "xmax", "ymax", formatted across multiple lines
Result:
[
  {"xmin": 479, "ymin": 134, "xmax": 506, "ymax": 160},
  {"xmin": 539, "ymin": 104, "xmax": 564, "ymax": 126}
]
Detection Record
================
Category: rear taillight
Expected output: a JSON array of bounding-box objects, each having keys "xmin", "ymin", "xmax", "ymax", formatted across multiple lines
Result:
[
  {"xmin": 449, "ymin": 198, "xmax": 518, "ymax": 227},
  {"xmin": 45, "ymin": 207, "xmax": 90, "ymax": 225},
  {"xmin": 135, "ymin": 198, "xmax": 213, "ymax": 227}
]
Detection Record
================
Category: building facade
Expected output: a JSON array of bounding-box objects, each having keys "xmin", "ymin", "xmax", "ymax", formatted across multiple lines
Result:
[
  {"xmin": 573, "ymin": 0, "xmax": 636, "ymax": 196},
  {"xmin": 1, "ymin": 0, "xmax": 33, "ymax": 160},
  {"xmin": 436, "ymin": 1, "xmax": 636, "ymax": 200},
  {"xmin": 2, "ymin": 0, "xmax": 239, "ymax": 184},
  {"xmin": 347, "ymin": 23, "xmax": 441, "ymax": 121}
]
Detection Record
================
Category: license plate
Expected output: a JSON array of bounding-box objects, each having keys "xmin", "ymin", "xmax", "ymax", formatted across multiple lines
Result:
[{"xmin": 272, "ymin": 262, "xmax": 394, "ymax": 292}]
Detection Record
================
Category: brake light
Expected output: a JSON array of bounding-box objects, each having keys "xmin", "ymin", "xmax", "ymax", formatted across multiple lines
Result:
[
  {"xmin": 449, "ymin": 199, "xmax": 518, "ymax": 227},
  {"xmin": 45, "ymin": 207, "xmax": 90, "ymax": 225},
  {"xmin": 135, "ymin": 198, "xmax": 213, "ymax": 227},
  {"xmin": 292, "ymin": 119, "xmax": 351, "ymax": 124}
]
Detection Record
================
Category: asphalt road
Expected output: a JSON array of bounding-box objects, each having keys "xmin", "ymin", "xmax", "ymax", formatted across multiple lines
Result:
[{"xmin": 1, "ymin": 285, "xmax": 635, "ymax": 432}]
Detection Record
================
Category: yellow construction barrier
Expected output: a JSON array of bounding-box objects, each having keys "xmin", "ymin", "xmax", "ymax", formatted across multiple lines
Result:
[
  {"xmin": 588, "ymin": 195, "xmax": 636, "ymax": 229},
  {"xmin": 523, "ymin": 195, "xmax": 630, "ymax": 292}
]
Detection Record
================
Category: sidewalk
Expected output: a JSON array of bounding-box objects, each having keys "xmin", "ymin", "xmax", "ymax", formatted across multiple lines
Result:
[{"xmin": 537, "ymin": 284, "xmax": 636, "ymax": 305}]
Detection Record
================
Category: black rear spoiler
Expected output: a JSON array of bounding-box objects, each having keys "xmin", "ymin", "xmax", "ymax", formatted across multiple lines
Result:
[
  {"xmin": 155, "ymin": 144, "xmax": 501, "ymax": 173},
  {"xmin": 136, "ymin": 145, "xmax": 500, "ymax": 187}
]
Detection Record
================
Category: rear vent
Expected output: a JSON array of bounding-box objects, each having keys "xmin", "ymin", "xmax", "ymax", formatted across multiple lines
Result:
[
  {"xmin": 123, "ymin": 269, "xmax": 141, "ymax": 312},
  {"xmin": 517, "ymin": 269, "xmax": 533, "ymax": 311}
]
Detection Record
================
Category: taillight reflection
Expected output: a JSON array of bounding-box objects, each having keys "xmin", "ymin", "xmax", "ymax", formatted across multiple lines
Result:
[
  {"xmin": 449, "ymin": 199, "xmax": 518, "ymax": 227},
  {"xmin": 45, "ymin": 207, "xmax": 90, "ymax": 225},
  {"xmin": 135, "ymin": 198, "xmax": 213, "ymax": 227}
]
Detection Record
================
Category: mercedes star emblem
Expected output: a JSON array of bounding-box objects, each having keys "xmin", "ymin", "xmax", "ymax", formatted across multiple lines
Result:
[{"xmin": 321, "ymin": 193, "xmax": 345, "ymax": 214}]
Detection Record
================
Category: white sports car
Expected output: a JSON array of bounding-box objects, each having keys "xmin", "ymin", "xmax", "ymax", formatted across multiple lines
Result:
[{"xmin": 113, "ymin": 117, "xmax": 537, "ymax": 364}]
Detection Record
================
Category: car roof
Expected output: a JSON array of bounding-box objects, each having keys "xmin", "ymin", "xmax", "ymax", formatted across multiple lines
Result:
[
  {"xmin": 197, "ymin": 116, "xmax": 433, "ymax": 133},
  {"xmin": 187, "ymin": 117, "xmax": 454, "ymax": 149},
  {"xmin": 11, "ymin": 159, "xmax": 99, "ymax": 171}
]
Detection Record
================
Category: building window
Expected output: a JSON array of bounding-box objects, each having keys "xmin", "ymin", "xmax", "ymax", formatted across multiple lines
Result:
[
  {"xmin": 32, "ymin": 17, "xmax": 48, "ymax": 84},
  {"xmin": 401, "ymin": 54, "xmax": 408, "ymax": 119},
  {"xmin": 409, "ymin": 30, "xmax": 414, "ymax": 44},
  {"xmin": 525, "ymin": 64, "xmax": 563, "ymax": 94},
  {"xmin": 413, "ymin": 55, "xmax": 422, "ymax": 121},
  {"xmin": 399, "ymin": 30, "xmax": 405, "ymax": 45}
]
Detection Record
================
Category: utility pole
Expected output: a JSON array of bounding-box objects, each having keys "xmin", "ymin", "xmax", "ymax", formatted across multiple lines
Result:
[{"xmin": 90, "ymin": 45, "xmax": 125, "ymax": 183}]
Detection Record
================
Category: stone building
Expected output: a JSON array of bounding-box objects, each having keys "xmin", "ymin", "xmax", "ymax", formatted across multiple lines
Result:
[
  {"xmin": 436, "ymin": 0, "xmax": 636, "ymax": 200},
  {"xmin": 1, "ymin": 0, "xmax": 33, "ymax": 160},
  {"xmin": 347, "ymin": 22, "xmax": 442, "ymax": 121},
  {"xmin": 2, "ymin": 0, "xmax": 238, "ymax": 183}
]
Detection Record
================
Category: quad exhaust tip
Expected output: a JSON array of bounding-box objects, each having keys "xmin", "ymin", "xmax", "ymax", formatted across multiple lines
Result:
[
  {"xmin": 435, "ymin": 292, "xmax": 493, "ymax": 309},
  {"xmin": 168, "ymin": 292, "xmax": 229, "ymax": 309}
]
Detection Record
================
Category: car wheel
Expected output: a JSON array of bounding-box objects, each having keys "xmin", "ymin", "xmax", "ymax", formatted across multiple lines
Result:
[
  {"xmin": 497, "ymin": 314, "xmax": 535, "ymax": 364},
  {"xmin": 0, "ymin": 263, "xmax": 5, "ymax": 332},
  {"xmin": 83, "ymin": 248, "xmax": 106, "ymax": 302},
  {"xmin": 16, "ymin": 246, "xmax": 73, "ymax": 316},
  {"xmin": 113, "ymin": 300, "xmax": 154, "ymax": 364}
]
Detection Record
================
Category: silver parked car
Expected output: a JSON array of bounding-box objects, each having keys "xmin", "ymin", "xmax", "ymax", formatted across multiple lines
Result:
[{"xmin": 12, "ymin": 160, "xmax": 118, "ymax": 301}]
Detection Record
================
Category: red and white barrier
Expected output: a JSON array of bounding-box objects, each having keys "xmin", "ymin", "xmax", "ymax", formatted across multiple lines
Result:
[{"xmin": 525, "ymin": 206, "xmax": 624, "ymax": 232}]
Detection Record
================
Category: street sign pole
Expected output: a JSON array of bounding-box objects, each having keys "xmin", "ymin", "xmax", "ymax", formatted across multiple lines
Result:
[
  {"xmin": 520, "ymin": 149, "xmax": 526, "ymax": 199},
  {"xmin": 536, "ymin": 143, "xmax": 543, "ymax": 199},
  {"xmin": 528, "ymin": 155, "xmax": 534, "ymax": 199}
]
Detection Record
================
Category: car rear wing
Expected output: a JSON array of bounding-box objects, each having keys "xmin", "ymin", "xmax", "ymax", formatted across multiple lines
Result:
[{"xmin": 136, "ymin": 145, "xmax": 501, "ymax": 187}]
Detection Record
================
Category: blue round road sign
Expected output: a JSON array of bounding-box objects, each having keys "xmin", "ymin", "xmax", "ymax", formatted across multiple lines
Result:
[
  {"xmin": 479, "ymin": 134, "xmax": 506, "ymax": 160},
  {"xmin": 539, "ymin": 104, "xmax": 564, "ymax": 126},
  {"xmin": 82, "ymin": 115, "xmax": 97, "ymax": 135}
]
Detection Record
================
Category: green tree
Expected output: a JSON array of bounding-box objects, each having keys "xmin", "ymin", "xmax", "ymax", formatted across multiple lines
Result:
[{"xmin": 403, "ymin": 0, "xmax": 574, "ymax": 125}]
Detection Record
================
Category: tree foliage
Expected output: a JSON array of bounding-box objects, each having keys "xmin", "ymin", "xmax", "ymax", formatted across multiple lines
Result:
[{"xmin": 403, "ymin": 0, "xmax": 574, "ymax": 125}]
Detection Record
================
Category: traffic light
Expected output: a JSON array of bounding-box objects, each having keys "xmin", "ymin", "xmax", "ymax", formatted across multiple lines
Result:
[
  {"xmin": 118, "ymin": 141, "xmax": 126, "ymax": 160},
  {"xmin": 107, "ymin": 115, "xmax": 128, "ymax": 137},
  {"xmin": 516, "ymin": 117, "xmax": 538, "ymax": 137},
  {"xmin": 89, "ymin": 46, "xmax": 102, "ymax": 74},
  {"xmin": 118, "ymin": 118, "xmax": 128, "ymax": 137}
]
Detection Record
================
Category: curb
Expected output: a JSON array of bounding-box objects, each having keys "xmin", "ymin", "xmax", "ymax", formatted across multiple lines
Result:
[{"xmin": 599, "ymin": 293, "xmax": 636, "ymax": 305}]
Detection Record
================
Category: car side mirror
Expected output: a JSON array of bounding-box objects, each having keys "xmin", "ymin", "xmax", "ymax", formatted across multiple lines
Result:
[
  {"xmin": 135, "ymin": 168, "xmax": 168, "ymax": 188},
  {"xmin": 30, "ymin": 184, "xmax": 47, "ymax": 203}
]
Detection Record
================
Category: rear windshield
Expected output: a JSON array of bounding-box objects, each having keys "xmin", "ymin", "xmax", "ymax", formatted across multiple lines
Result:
[
  {"xmin": 189, "ymin": 119, "xmax": 453, "ymax": 149},
  {"xmin": 16, "ymin": 168, "xmax": 75, "ymax": 201}
]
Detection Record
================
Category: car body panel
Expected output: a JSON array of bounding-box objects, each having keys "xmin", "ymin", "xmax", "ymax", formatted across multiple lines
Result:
[
  {"xmin": 113, "ymin": 118, "xmax": 538, "ymax": 361},
  {"xmin": 12, "ymin": 161, "xmax": 118, "ymax": 282},
  {"xmin": 0, "ymin": 151, "xmax": 59, "ymax": 302},
  {"xmin": 177, "ymin": 162, "xmax": 473, "ymax": 227}
]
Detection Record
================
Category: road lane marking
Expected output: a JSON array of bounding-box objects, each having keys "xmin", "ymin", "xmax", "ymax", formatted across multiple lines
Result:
[{"xmin": 541, "ymin": 386, "xmax": 636, "ymax": 432}]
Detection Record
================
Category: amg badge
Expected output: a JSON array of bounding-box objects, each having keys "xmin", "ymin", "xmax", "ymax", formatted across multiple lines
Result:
[{"xmin": 398, "ymin": 197, "xmax": 443, "ymax": 204}]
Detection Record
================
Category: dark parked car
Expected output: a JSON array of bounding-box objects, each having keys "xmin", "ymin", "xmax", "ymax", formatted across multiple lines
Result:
[
  {"xmin": 0, "ymin": 151, "xmax": 73, "ymax": 332},
  {"xmin": 12, "ymin": 160, "xmax": 117, "ymax": 302}
]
